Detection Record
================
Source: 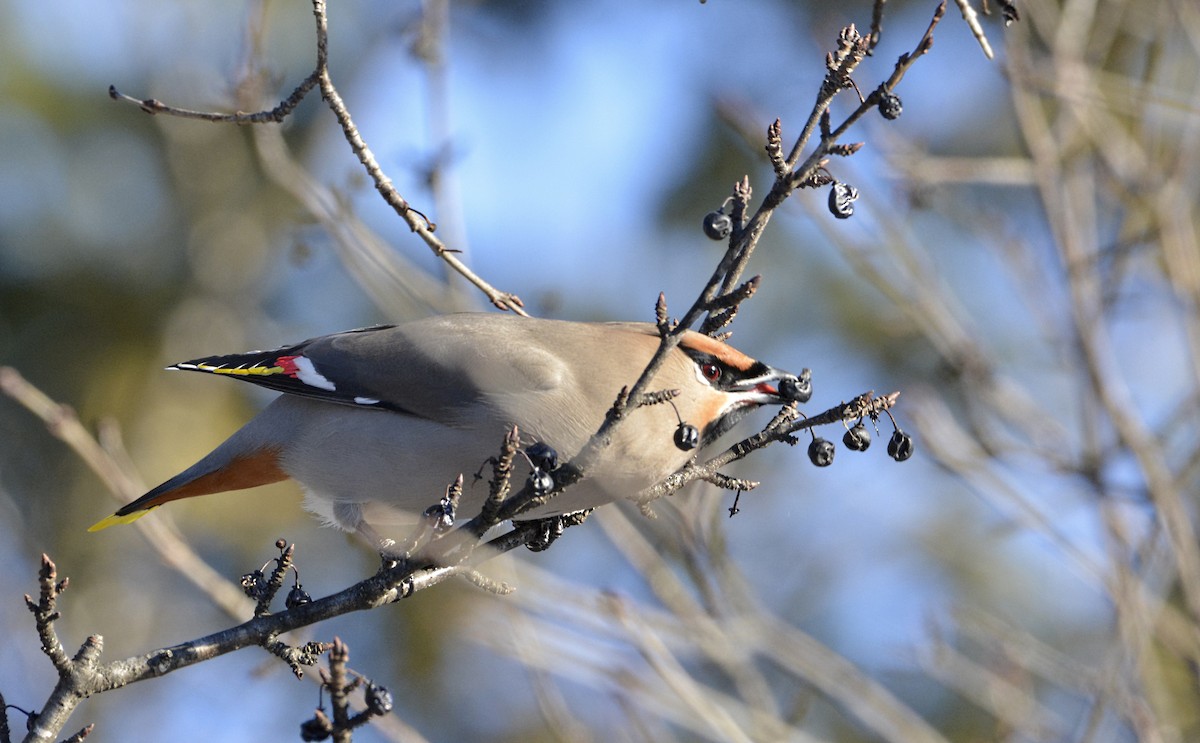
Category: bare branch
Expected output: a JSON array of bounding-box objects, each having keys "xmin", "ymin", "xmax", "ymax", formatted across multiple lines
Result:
[{"xmin": 107, "ymin": 0, "xmax": 527, "ymax": 316}]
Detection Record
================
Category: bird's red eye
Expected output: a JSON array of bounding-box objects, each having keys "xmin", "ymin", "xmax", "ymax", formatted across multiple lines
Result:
[{"xmin": 700, "ymin": 362, "xmax": 721, "ymax": 383}]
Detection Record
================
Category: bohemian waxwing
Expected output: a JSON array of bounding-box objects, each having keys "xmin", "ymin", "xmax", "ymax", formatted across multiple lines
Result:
[{"xmin": 89, "ymin": 313, "xmax": 805, "ymax": 548}]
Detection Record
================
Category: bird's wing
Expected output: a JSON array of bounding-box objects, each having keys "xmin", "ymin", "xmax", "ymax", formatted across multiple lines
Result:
[{"xmin": 170, "ymin": 315, "xmax": 574, "ymax": 421}]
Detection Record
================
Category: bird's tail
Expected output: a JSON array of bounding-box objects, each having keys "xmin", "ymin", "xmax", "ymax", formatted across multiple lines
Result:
[{"xmin": 88, "ymin": 446, "xmax": 287, "ymax": 532}]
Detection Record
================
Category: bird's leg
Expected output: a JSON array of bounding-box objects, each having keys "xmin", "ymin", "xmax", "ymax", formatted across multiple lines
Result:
[
  {"xmin": 332, "ymin": 502, "xmax": 401, "ymax": 564},
  {"xmin": 368, "ymin": 531, "xmax": 403, "ymax": 567}
]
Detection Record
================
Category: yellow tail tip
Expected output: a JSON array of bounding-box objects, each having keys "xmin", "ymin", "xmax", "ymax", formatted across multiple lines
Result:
[{"xmin": 88, "ymin": 509, "xmax": 154, "ymax": 532}]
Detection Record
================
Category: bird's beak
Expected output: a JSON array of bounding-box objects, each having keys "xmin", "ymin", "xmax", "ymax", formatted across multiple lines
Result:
[
  {"xmin": 701, "ymin": 364, "xmax": 811, "ymax": 445},
  {"xmin": 731, "ymin": 365, "xmax": 812, "ymax": 405}
]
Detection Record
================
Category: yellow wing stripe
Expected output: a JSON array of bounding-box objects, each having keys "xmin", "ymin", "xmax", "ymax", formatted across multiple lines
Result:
[{"xmin": 200, "ymin": 364, "xmax": 285, "ymax": 377}]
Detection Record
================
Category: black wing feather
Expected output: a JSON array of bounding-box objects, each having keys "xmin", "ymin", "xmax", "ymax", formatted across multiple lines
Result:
[{"xmin": 169, "ymin": 325, "xmax": 413, "ymax": 413}]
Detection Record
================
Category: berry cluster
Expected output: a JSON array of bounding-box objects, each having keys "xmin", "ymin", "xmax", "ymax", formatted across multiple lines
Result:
[
  {"xmin": 807, "ymin": 421, "xmax": 913, "ymax": 467},
  {"xmin": 299, "ymin": 682, "xmax": 393, "ymax": 741},
  {"xmin": 239, "ymin": 539, "xmax": 312, "ymax": 610}
]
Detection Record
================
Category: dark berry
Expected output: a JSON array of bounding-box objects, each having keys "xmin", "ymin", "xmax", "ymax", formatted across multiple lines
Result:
[
  {"xmin": 887, "ymin": 430, "xmax": 914, "ymax": 461},
  {"xmin": 423, "ymin": 499, "xmax": 456, "ymax": 532},
  {"xmin": 807, "ymin": 437, "xmax": 835, "ymax": 467},
  {"xmin": 674, "ymin": 423, "xmax": 700, "ymax": 451},
  {"xmin": 285, "ymin": 586, "xmax": 312, "ymax": 610},
  {"xmin": 526, "ymin": 442, "xmax": 559, "ymax": 472},
  {"xmin": 779, "ymin": 370, "xmax": 812, "ymax": 403},
  {"xmin": 702, "ymin": 210, "xmax": 733, "ymax": 240},
  {"xmin": 240, "ymin": 570, "xmax": 266, "ymax": 598},
  {"xmin": 526, "ymin": 517, "xmax": 565, "ymax": 552},
  {"xmin": 527, "ymin": 469, "xmax": 555, "ymax": 495},
  {"xmin": 366, "ymin": 683, "xmax": 394, "ymax": 716},
  {"xmin": 843, "ymin": 423, "xmax": 871, "ymax": 451},
  {"xmin": 828, "ymin": 181, "xmax": 858, "ymax": 219},
  {"xmin": 299, "ymin": 713, "xmax": 332, "ymax": 742},
  {"xmin": 878, "ymin": 93, "xmax": 903, "ymax": 120}
]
